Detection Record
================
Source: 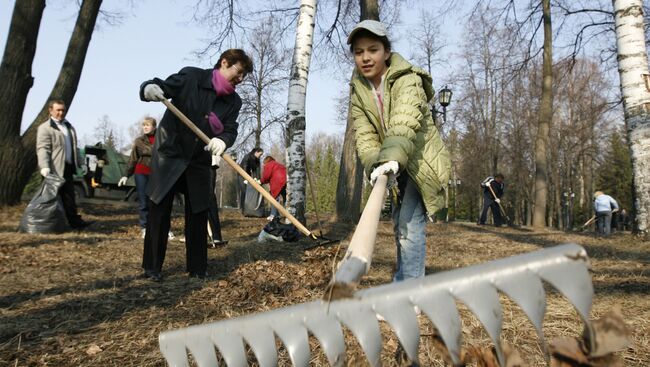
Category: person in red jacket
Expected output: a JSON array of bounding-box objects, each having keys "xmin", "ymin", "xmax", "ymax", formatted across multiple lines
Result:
[{"xmin": 260, "ymin": 156, "xmax": 287, "ymax": 221}]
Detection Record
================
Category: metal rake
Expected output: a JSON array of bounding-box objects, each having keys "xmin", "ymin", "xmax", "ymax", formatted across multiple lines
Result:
[{"xmin": 159, "ymin": 243, "xmax": 594, "ymax": 366}]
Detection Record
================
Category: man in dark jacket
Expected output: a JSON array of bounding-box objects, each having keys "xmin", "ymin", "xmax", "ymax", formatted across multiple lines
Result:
[
  {"xmin": 479, "ymin": 173, "xmax": 505, "ymax": 226},
  {"xmin": 139, "ymin": 49, "xmax": 253, "ymax": 281}
]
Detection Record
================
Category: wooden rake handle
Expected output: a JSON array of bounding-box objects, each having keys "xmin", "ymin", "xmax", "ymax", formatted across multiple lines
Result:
[
  {"xmin": 487, "ymin": 184, "xmax": 508, "ymax": 217},
  {"xmin": 160, "ymin": 99, "xmax": 313, "ymax": 238}
]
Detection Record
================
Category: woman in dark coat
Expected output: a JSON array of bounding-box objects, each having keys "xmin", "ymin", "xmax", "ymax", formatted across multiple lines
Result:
[{"xmin": 139, "ymin": 49, "xmax": 253, "ymax": 281}]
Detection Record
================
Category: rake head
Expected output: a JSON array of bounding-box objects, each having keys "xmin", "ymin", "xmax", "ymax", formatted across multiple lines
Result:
[{"xmin": 159, "ymin": 244, "xmax": 593, "ymax": 367}]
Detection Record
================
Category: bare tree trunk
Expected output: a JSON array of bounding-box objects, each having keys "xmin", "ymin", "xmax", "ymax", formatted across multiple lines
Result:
[
  {"xmin": 0, "ymin": 0, "xmax": 45, "ymax": 205},
  {"xmin": 334, "ymin": 0, "xmax": 378, "ymax": 221},
  {"xmin": 613, "ymin": 0, "xmax": 650, "ymax": 235},
  {"xmin": 0, "ymin": 0, "xmax": 101, "ymax": 205},
  {"xmin": 285, "ymin": 0, "xmax": 316, "ymax": 223},
  {"xmin": 532, "ymin": 0, "xmax": 553, "ymax": 228}
]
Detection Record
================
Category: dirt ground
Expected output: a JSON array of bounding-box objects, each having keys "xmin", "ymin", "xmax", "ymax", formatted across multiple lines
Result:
[{"xmin": 0, "ymin": 201, "xmax": 648, "ymax": 366}]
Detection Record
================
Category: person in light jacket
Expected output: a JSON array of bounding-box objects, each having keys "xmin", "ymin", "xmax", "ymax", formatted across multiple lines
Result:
[
  {"xmin": 348, "ymin": 20, "xmax": 451, "ymax": 282},
  {"xmin": 36, "ymin": 99, "xmax": 92, "ymax": 230},
  {"xmin": 593, "ymin": 191, "xmax": 619, "ymax": 236}
]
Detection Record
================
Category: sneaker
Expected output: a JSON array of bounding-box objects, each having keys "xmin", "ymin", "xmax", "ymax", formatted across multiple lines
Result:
[
  {"xmin": 141, "ymin": 228, "xmax": 146, "ymax": 239},
  {"xmin": 266, "ymin": 215, "xmax": 275, "ymax": 221},
  {"xmin": 208, "ymin": 240, "xmax": 229, "ymax": 248},
  {"xmin": 168, "ymin": 231, "xmax": 175, "ymax": 240}
]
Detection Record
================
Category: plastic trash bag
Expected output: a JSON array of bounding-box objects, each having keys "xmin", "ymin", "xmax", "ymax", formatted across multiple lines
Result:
[
  {"xmin": 257, "ymin": 217, "xmax": 302, "ymax": 243},
  {"xmin": 242, "ymin": 184, "xmax": 265, "ymax": 217},
  {"xmin": 19, "ymin": 174, "xmax": 68, "ymax": 233}
]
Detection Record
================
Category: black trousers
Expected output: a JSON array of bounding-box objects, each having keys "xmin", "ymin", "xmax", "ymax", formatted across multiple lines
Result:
[
  {"xmin": 60, "ymin": 163, "xmax": 82, "ymax": 225},
  {"xmin": 142, "ymin": 172, "xmax": 208, "ymax": 274},
  {"xmin": 479, "ymin": 193, "xmax": 503, "ymax": 226}
]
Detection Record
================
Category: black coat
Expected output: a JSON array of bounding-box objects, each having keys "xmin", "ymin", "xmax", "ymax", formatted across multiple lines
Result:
[
  {"xmin": 240, "ymin": 152, "xmax": 261, "ymax": 178},
  {"xmin": 140, "ymin": 67, "xmax": 241, "ymax": 213}
]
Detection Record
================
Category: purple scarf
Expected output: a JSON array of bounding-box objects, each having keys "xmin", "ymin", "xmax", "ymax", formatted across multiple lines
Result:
[{"xmin": 208, "ymin": 70, "xmax": 236, "ymax": 135}]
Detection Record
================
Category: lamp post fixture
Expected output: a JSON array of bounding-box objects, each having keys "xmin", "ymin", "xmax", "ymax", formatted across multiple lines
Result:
[{"xmin": 431, "ymin": 85, "xmax": 453, "ymax": 125}]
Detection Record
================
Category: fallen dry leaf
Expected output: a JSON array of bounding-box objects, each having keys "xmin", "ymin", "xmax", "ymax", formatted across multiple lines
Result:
[
  {"xmin": 584, "ymin": 305, "xmax": 632, "ymax": 358},
  {"xmin": 85, "ymin": 344, "xmax": 102, "ymax": 356}
]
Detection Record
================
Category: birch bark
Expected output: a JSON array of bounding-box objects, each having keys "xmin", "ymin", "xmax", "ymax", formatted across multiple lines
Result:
[
  {"xmin": 285, "ymin": 0, "xmax": 317, "ymax": 223},
  {"xmin": 613, "ymin": 0, "xmax": 650, "ymax": 234}
]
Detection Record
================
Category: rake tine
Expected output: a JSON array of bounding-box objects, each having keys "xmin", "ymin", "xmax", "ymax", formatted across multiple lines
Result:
[
  {"xmin": 303, "ymin": 314, "xmax": 346, "ymax": 366},
  {"xmin": 494, "ymin": 271, "xmax": 548, "ymax": 356},
  {"xmin": 414, "ymin": 290, "xmax": 463, "ymax": 365},
  {"xmin": 335, "ymin": 302, "xmax": 383, "ymax": 366},
  {"xmin": 159, "ymin": 244, "xmax": 594, "ymax": 367},
  {"xmin": 374, "ymin": 299, "xmax": 421, "ymax": 363}
]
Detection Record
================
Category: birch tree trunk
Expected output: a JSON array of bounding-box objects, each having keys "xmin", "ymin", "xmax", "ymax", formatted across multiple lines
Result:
[
  {"xmin": 532, "ymin": 0, "xmax": 553, "ymax": 228},
  {"xmin": 285, "ymin": 0, "xmax": 317, "ymax": 223},
  {"xmin": 613, "ymin": 0, "xmax": 650, "ymax": 235}
]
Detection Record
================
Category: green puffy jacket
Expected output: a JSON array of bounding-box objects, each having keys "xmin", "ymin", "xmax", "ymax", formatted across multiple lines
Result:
[{"xmin": 351, "ymin": 52, "xmax": 451, "ymax": 216}]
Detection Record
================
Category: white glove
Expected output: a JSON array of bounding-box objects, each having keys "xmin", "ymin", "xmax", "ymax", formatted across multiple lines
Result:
[
  {"xmin": 243, "ymin": 180, "xmax": 248, "ymax": 185},
  {"xmin": 495, "ymin": 198, "xmax": 501, "ymax": 204},
  {"xmin": 40, "ymin": 168, "xmax": 50, "ymax": 177},
  {"xmin": 204, "ymin": 138, "xmax": 226, "ymax": 156},
  {"xmin": 118, "ymin": 176, "xmax": 128, "ymax": 187},
  {"xmin": 211, "ymin": 154, "xmax": 221, "ymax": 168},
  {"xmin": 369, "ymin": 161, "xmax": 399, "ymax": 186},
  {"xmin": 143, "ymin": 84, "xmax": 165, "ymax": 101}
]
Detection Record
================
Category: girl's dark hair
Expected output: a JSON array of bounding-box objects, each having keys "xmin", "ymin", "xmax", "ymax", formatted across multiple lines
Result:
[
  {"xmin": 215, "ymin": 49, "xmax": 254, "ymax": 73},
  {"xmin": 250, "ymin": 147, "xmax": 264, "ymax": 155},
  {"xmin": 349, "ymin": 29, "xmax": 392, "ymax": 54}
]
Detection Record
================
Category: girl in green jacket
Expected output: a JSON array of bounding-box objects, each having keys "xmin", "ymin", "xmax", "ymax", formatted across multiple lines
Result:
[{"xmin": 348, "ymin": 20, "xmax": 451, "ymax": 281}]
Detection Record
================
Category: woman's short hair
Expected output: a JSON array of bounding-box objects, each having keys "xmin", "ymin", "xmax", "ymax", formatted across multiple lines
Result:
[
  {"xmin": 263, "ymin": 156, "xmax": 275, "ymax": 164},
  {"xmin": 142, "ymin": 116, "xmax": 157, "ymax": 128},
  {"xmin": 215, "ymin": 49, "xmax": 254, "ymax": 74}
]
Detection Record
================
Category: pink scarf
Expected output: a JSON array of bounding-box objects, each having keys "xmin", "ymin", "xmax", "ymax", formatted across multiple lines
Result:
[{"xmin": 208, "ymin": 69, "xmax": 235, "ymax": 135}]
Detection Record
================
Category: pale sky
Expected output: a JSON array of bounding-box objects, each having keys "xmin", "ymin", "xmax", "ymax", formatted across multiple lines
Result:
[{"xmin": 0, "ymin": 1, "xmax": 459, "ymax": 149}]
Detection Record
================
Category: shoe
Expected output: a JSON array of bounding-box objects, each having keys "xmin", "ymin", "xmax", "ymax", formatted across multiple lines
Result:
[
  {"xmin": 70, "ymin": 220, "xmax": 94, "ymax": 230},
  {"xmin": 141, "ymin": 228, "xmax": 146, "ymax": 239},
  {"xmin": 266, "ymin": 215, "xmax": 275, "ymax": 221},
  {"xmin": 208, "ymin": 240, "xmax": 229, "ymax": 248},
  {"xmin": 168, "ymin": 231, "xmax": 175, "ymax": 240},
  {"xmin": 143, "ymin": 269, "xmax": 162, "ymax": 282},
  {"xmin": 189, "ymin": 271, "xmax": 208, "ymax": 279}
]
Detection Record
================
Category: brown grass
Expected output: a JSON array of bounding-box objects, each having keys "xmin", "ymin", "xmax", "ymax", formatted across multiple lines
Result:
[{"xmin": 0, "ymin": 202, "xmax": 648, "ymax": 366}]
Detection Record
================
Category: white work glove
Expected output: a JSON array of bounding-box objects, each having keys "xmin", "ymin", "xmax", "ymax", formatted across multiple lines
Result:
[
  {"xmin": 243, "ymin": 180, "xmax": 248, "ymax": 185},
  {"xmin": 211, "ymin": 154, "xmax": 221, "ymax": 168},
  {"xmin": 369, "ymin": 161, "xmax": 399, "ymax": 186},
  {"xmin": 143, "ymin": 84, "xmax": 165, "ymax": 101},
  {"xmin": 204, "ymin": 137, "xmax": 226, "ymax": 156},
  {"xmin": 495, "ymin": 198, "xmax": 501, "ymax": 204},
  {"xmin": 40, "ymin": 168, "xmax": 50, "ymax": 177},
  {"xmin": 118, "ymin": 176, "xmax": 128, "ymax": 187}
]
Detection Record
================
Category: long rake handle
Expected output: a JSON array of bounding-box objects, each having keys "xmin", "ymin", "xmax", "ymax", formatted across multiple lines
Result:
[
  {"xmin": 332, "ymin": 174, "xmax": 388, "ymax": 284},
  {"xmin": 161, "ymin": 99, "xmax": 313, "ymax": 238}
]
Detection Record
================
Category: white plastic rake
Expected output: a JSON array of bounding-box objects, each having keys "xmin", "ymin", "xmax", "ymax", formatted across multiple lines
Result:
[{"xmin": 159, "ymin": 243, "xmax": 594, "ymax": 366}]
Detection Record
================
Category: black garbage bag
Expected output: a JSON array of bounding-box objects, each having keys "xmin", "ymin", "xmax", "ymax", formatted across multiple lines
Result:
[
  {"xmin": 258, "ymin": 217, "xmax": 303, "ymax": 242},
  {"xmin": 19, "ymin": 174, "xmax": 68, "ymax": 233},
  {"xmin": 242, "ymin": 184, "xmax": 265, "ymax": 217}
]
